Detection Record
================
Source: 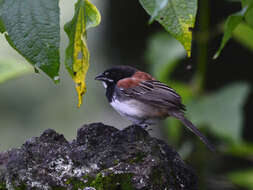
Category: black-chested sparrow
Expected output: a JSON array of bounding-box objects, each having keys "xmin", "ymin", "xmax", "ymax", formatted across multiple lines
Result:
[{"xmin": 95, "ymin": 65, "xmax": 214, "ymax": 151}]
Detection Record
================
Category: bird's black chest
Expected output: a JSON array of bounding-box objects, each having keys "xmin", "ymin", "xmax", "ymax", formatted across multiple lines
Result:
[
  {"xmin": 106, "ymin": 85, "xmax": 127, "ymax": 103},
  {"xmin": 106, "ymin": 85, "xmax": 115, "ymax": 102}
]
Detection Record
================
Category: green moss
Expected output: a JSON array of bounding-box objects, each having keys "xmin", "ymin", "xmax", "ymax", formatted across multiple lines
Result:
[
  {"xmin": 83, "ymin": 174, "xmax": 96, "ymax": 184},
  {"xmin": 0, "ymin": 182, "xmax": 7, "ymax": 190},
  {"xmin": 63, "ymin": 172, "xmax": 135, "ymax": 190},
  {"xmin": 89, "ymin": 173, "xmax": 134, "ymax": 190},
  {"xmin": 113, "ymin": 159, "xmax": 119, "ymax": 165},
  {"xmin": 0, "ymin": 173, "xmax": 135, "ymax": 190},
  {"xmin": 65, "ymin": 177, "xmax": 86, "ymax": 190}
]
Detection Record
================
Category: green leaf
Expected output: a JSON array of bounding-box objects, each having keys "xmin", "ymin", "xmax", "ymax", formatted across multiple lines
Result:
[
  {"xmin": 148, "ymin": 0, "xmax": 168, "ymax": 24},
  {"xmin": 225, "ymin": 142, "xmax": 253, "ymax": 158},
  {"xmin": 241, "ymin": 0, "xmax": 253, "ymax": 7},
  {"xmin": 188, "ymin": 83, "xmax": 250, "ymax": 142},
  {"xmin": 0, "ymin": 60, "xmax": 32, "ymax": 83},
  {"xmin": 145, "ymin": 32, "xmax": 186, "ymax": 80},
  {"xmin": 0, "ymin": 17, "xmax": 5, "ymax": 33},
  {"xmin": 0, "ymin": 0, "xmax": 60, "ymax": 82},
  {"xmin": 213, "ymin": 8, "xmax": 246, "ymax": 59},
  {"xmin": 139, "ymin": 0, "xmax": 197, "ymax": 57},
  {"xmin": 233, "ymin": 22, "xmax": 253, "ymax": 51},
  {"xmin": 64, "ymin": 0, "xmax": 101, "ymax": 107},
  {"xmin": 241, "ymin": 0, "xmax": 253, "ymax": 27},
  {"xmin": 245, "ymin": 5, "xmax": 253, "ymax": 28},
  {"xmin": 0, "ymin": 0, "xmax": 5, "ymax": 33},
  {"xmin": 227, "ymin": 169, "xmax": 253, "ymax": 189}
]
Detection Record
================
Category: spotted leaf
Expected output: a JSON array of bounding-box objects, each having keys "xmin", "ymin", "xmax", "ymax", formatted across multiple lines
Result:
[{"xmin": 64, "ymin": 0, "xmax": 101, "ymax": 107}]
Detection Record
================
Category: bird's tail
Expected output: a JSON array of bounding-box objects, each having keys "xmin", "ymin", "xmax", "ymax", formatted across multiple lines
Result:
[{"xmin": 170, "ymin": 112, "xmax": 215, "ymax": 152}]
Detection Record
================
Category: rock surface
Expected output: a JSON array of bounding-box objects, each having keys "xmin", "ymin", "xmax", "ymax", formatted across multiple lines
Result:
[{"xmin": 0, "ymin": 123, "xmax": 197, "ymax": 190}]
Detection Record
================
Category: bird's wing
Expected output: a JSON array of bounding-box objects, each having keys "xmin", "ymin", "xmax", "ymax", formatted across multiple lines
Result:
[{"xmin": 117, "ymin": 79, "xmax": 185, "ymax": 111}]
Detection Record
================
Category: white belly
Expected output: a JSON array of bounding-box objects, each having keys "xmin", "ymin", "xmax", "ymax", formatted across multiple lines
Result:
[
  {"xmin": 110, "ymin": 99, "xmax": 145, "ymax": 117},
  {"xmin": 110, "ymin": 99, "xmax": 166, "ymax": 124}
]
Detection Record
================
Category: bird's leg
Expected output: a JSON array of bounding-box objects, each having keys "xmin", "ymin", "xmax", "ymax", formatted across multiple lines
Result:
[
  {"xmin": 147, "ymin": 128, "xmax": 153, "ymax": 132},
  {"xmin": 136, "ymin": 120, "xmax": 150, "ymax": 130},
  {"xmin": 140, "ymin": 124, "xmax": 149, "ymax": 130}
]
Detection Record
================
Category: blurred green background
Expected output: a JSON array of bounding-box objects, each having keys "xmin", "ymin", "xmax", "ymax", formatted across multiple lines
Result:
[{"xmin": 1, "ymin": 0, "xmax": 253, "ymax": 189}]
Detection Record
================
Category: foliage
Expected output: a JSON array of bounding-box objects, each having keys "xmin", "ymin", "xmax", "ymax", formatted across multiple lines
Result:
[
  {"xmin": 213, "ymin": 9, "xmax": 245, "ymax": 59},
  {"xmin": 0, "ymin": 0, "xmax": 60, "ymax": 81},
  {"xmin": 188, "ymin": 83, "xmax": 249, "ymax": 142},
  {"xmin": 0, "ymin": 0, "xmax": 100, "ymax": 106},
  {"xmin": 139, "ymin": 0, "xmax": 197, "ymax": 57},
  {"xmin": 214, "ymin": 0, "xmax": 253, "ymax": 58},
  {"xmin": 233, "ymin": 22, "xmax": 253, "ymax": 51},
  {"xmin": 145, "ymin": 32, "xmax": 250, "ymax": 145},
  {"xmin": 227, "ymin": 169, "xmax": 253, "ymax": 189},
  {"xmin": 64, "ymin": 0, "xmax": 101, "ymax": 107},
  {"xmin": 225, "ymin": 142, "xmax": 253, "ymax": 158},
  {"xmin": 145, "ymin": 32, "xmax": 186, "ymax": 80}
]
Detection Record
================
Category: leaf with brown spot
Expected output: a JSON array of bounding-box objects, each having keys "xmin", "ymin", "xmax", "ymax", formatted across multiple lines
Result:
[{"xmin": 64, "ymin": 0, "xmax": 101, "ymax": 107}]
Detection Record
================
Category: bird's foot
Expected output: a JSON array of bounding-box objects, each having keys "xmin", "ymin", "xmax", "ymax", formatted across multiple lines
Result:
[
  {"xmin": 135, "ymin": 124, "xmax": 152, "ymax": 131},
  {"xmin": 147, "ymin": 128, "xmax": 153, "ymax": 132},
  {"xmin": 140, "ymin": 124, "xmax": 148, "ymax": 129}
]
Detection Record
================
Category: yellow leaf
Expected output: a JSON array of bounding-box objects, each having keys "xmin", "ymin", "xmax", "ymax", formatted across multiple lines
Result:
[
  {"xmin": 139, "ymin": 0, "xmax": 197, "ymax": 57},
  {"xmin": 64, "ymin": 0, "xmax": 101, "ymax": 107},
  {"xmin": 73, "ymin": 7, "xmax": 89, "ymax": 107},
  {"xmin": 179, "ymin": 16, "xmax": 193, "ymax": 57}
]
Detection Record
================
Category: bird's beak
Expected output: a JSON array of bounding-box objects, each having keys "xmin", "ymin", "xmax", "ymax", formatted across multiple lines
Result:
[{"xmin": 95, "ymin": 73, "xmax": 106, "ymax": 81}]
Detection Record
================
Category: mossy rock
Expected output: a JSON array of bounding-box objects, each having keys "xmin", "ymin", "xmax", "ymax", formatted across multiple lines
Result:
[{"xmin": 0, "ymin": 123, "xmax": 197, "ymax": 190}]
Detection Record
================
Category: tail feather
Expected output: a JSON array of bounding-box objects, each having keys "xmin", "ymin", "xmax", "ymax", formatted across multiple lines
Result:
[{"xmin": 171, "ymin": 112, "xmax": 215, "ymax": 152}]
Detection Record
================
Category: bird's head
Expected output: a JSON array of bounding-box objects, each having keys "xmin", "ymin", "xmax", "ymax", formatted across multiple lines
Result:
[{"xmin": 95, "ymin": 66, "xmax": 137, "ymax": 88}]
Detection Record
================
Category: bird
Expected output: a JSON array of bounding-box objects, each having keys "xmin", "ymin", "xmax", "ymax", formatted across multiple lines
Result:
[{"xmin": 95, "ymin": 65, "xmax": 215, "ymax": 151}]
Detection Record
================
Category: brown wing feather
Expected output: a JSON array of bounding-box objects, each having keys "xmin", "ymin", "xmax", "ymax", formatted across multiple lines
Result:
[
  {"xmin": 118, "ymin": 79, "xmax": 185, "ymax": 111},
  {"xmin": 117, "ymin": 71, "xmax": 155, "ymax": 89}
]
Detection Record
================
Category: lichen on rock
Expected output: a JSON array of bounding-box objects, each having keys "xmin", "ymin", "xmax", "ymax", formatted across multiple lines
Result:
[{"xmin": 0, "ymin": 123, "xmax": 197, "ymax": 190}]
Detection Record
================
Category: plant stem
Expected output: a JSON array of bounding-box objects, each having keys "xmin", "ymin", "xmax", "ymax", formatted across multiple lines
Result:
[
  {"xmin": 195, "ymin": 0, "xmax": 209, "ymax": 94},
  {"xmin": 194, "ymin": 0, "xmax": 210, "ymax": 189}
]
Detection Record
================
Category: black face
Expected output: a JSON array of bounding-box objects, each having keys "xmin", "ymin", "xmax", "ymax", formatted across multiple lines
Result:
[{"xmin": 95, "ymin": 66, "xmax": 137, "ymax": 85}]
